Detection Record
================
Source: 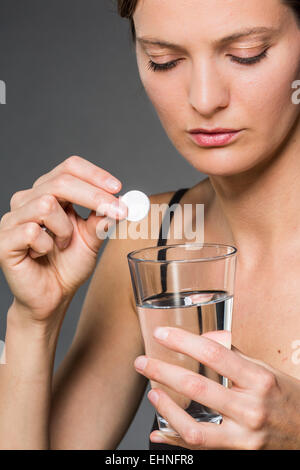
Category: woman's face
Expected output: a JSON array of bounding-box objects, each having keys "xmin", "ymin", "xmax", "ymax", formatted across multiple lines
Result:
[{"xmin": 133, "ymin": 0, "xmax": 300, "ymax": 176}]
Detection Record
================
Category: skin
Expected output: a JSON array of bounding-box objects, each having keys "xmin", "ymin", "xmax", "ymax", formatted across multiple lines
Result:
[{"xmin": 0, "ymin": 0, "xmax": 299, "ymax": 450}]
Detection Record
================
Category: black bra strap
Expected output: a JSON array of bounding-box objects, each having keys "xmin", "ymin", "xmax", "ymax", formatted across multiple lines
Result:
[
  {"xmin": 157, "ymin": 188, "xmax": 189, "ymax": 293},
  {"xmin": 157, "ymin": 188, "xmax": 189, "ymax": 247}
]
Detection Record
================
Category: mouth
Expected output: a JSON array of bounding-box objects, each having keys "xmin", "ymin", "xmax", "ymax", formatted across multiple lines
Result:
[{"xmin": 188, "ymin": 128, "xmax": 243, "ymax": 147}]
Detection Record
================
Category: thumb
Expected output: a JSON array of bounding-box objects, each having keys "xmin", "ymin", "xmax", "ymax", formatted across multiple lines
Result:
[
  {"xmin": 82, "ymin": 210, "xmax": 118, "ymax": 252},
  {"xmin": 84, "ymin": 197, "xmax": 128, "ymax": 252}
]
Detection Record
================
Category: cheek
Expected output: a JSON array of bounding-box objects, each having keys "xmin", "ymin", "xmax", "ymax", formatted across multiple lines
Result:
[
  {"xmin": 139, "ymin": 67, "xmax": 185, "ymax": 130},
  {"xmin": 233, "ymin": 48, "xmax": 300, "ymax": 138},
  {"xmin": 145, "ymin": 80, "xmax": 184, "ymax": 121}
]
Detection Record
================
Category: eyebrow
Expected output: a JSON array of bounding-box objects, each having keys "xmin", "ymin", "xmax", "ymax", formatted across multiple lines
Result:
[{"xmin": 136, "ymin": 26, "xmax": 279, "ymax": 50}]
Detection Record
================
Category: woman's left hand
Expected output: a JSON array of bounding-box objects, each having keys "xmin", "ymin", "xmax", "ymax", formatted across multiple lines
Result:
[{"xmin": 134, "ymin": 327, "xmax": 300, "ymax": 450}]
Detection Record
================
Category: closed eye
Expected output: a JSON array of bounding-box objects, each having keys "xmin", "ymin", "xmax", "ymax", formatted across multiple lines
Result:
[
  {"xmin": 147, "ymin": 59, "xmax": 181, "ymax": 72},
  {"xmin": 228, "ymin": 48, "xmax": 269, "ymax": 65},
  {"xmin": 147, "ymin": 48, "xmax": 270, "ymax": 72}
]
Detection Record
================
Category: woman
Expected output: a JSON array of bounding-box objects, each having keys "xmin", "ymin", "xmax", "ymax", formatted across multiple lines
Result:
[{"xmin": 0, "ymin": 0, "xmax": 299, "ymax": 450}]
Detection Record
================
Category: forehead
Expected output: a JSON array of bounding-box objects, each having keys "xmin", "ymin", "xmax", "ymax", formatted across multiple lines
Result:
[{"xmin": 133, "ymin": 0, "xmax": 286, "ymax": 46}]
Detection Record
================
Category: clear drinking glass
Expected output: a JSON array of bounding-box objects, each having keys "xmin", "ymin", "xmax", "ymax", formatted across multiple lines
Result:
[{"xmin": 127, "ymin": 243, "xmax": 238, "ymax": 435}]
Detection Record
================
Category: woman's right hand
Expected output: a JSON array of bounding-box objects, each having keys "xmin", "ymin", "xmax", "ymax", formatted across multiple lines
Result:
[{"xmin": 0, "ymin": 155, "xmax": 128, "ymax": 324}]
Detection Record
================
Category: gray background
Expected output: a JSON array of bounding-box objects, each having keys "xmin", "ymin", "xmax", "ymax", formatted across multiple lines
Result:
[{"xmin": 0, "ymin": 0, "xmax": 204, "ymax": 449}]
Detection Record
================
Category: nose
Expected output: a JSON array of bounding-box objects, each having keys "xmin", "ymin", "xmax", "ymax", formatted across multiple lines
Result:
[{"xmin": 188, "ymin": 56, "xmax": 230, "ymax": 117}]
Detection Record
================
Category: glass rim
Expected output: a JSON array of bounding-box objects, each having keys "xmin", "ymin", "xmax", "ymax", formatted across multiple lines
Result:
[{"xmin": 127, "ymin": 242, "xmax": 238, "ymax": 264}]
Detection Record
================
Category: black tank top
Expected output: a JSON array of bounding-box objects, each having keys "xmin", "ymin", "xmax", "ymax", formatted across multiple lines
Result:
[{"xmin": 148, "ymin": 187, "xmax": 190, "ymax": 451}]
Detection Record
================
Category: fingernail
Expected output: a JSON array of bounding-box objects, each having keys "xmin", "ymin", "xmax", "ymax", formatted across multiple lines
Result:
[
  {"xmin": 106, "ymin": 178, "xmax": 121, "ymax": 192},
  {"xmin": 134, "ymin": 356, "xmax": 148, "ymax": 371},
  {"xmin": 148, "ymin": 390, "xmax": 159, "ymax": 405},
  {"xmin": 154, "ymin": 327, "xmax": 169, "ymax": 341},
  {"xmin": 151, "ymin": 432, "xmax": 165, "ymax": 442}
]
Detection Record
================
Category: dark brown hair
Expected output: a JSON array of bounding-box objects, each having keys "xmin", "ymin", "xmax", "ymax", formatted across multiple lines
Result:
[
  {"xmin": 117, "ymin": 0, "xmax": 300, "ymax": 43},
  {"xmin": 117, "ymin": 0, "xmax": 139, "ymax": 42}
]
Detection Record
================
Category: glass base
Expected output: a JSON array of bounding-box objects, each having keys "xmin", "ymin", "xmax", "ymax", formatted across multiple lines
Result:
[{"xmin": 156, "ymin": 402, "xmax": 222, "ymax": 436}]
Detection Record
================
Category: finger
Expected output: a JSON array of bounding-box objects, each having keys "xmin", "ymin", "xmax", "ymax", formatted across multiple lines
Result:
[
  {"xmin": 77, "ymin": 209, "xmax": 117, "ymax": 252},
  {"xmin": 11, "ymin": 174, "xmax": 128, "ymax": 219},
  {"xmin": 153, "ymin": 327, "xmax": 265, "ymax": 389},
  {"xmin": 1, "ymin": 194, "xmax": 74, "ymax": 250},
  {"xmin": 10, "ymin": 188, "xmax": 71, "ymax": 212},
  {"xmin": 32, "ymin": 156, "xmax": 122, "ymax": 194},
  {"xmin": 0, "ymin": 222, "xmax": 54, "ymax": 267},
  {"xmin": 147, "ymin": 388, "xmax": 230, "ymax": 450},
  {"xmin": 134, "ymin": 355, "xmax": 245, "ymax": 420},
  {"xmin": 201, "ymin": 330, "xmax": 231, "ymax": 348}
]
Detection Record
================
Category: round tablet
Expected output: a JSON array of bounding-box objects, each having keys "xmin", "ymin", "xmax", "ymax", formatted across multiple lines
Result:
[
  {"xmin": 120, "ymin": 190, "xmax": 150, "ymax": 222},
  {"xmin": 184, "ymin": 296, "xmax": 193, "ymax": 306}
]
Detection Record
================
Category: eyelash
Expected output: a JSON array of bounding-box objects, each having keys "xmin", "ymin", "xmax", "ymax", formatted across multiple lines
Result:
[{"xmin": 147, "ymin": 48, "xmax": 269, "ymax": 72}]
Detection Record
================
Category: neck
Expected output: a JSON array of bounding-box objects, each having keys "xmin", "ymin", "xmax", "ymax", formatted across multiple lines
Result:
[{"xmin": 208, "ymin": 115, "xmax": 300, "ymax": 267}]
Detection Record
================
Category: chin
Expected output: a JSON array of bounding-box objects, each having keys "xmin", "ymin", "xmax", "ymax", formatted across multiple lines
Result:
[
  {"xmin": 171, "ymin": 131, "xmax": 270, "ymax": 177},
  {"xmin": 186, "ymin": 150, "xmax": 265, "ymax": 177}
]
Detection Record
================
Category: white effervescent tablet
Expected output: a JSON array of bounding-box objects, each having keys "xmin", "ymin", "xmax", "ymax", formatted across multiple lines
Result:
[
  {"xmin": 184, "ymin": 296, "xmax": 193, "ymax": 306},
  {"xmin": 120, "ymin": 190, "xmax": 150, "ymax": 222}
]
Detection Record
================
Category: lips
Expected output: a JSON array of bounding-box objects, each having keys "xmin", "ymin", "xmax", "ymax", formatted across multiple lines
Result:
[
  {"xmin": 189, "ymin": 128, "xmax": 242, "ymax": 147},
  {"xmin": 190, "ymin": 128, "xmax": 239, "ymax": 134}
]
